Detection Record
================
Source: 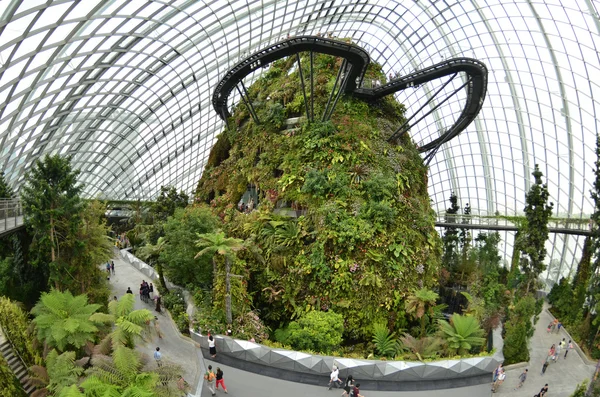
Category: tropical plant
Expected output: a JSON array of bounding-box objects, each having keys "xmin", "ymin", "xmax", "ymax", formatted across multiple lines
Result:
[
  {"xmin": 29, "ymin": 350, "xmax": 83, "ymax": 397},
  {"xmin": 196, "ymin": 231, "xmax": 246, "ymax": 325},
  {"xmin": 21, "ymin": 154, "xmax": 84, "ymax": 290},
  {"xmin": 161, "ymin": 206, "xmax": 219, "ymax": 287},
  {"xmin": 438, "ymin": 313, "xmax": 485, "ymax": 355},
  {"xmin": 399, "ymin": 333, "xmax": 444, "ymax": 361},
  {"xmin": 0, "ymin": 171, "xmax": 13, "ymax": 198},
  {"xmin": 151, "ymin": 185, "xmax": 189, "ymax": 221},
  {"xmin": 105, "ymin": 293, "xmax": 154, "ymax": 349},
  {"xmin": 282, "ymin": 310, "xmax": 344, "ymax": 354},
  {"xmin": 82, "ymin": 345, "xmax": 180, "ymax": 397},
  {"xmin": 137, "ymin": 236, "xmax": 169, "ymax": 292},
  {"xmin": 0, "ymin": 296, "xmax": 39, "ymax": 365},
  {"xmin": 405, "ymin": 288, "xmax": 439, "ymax": 337},
  {"xmin": 31, "ymin": 289, "xmax": 106, "ymax": 352},
  {"xmin": 0, "ymin": 354, "xmax": 26, "ymax": 397},
  {"xmin": 519, "ymin": 164, "xmax": 554, "ymax": 294},
  {"xmin": 372, "ymin": 323, "xmax": 397, "ymax": 357},
  {"xmin": 570, "ymin": 380, "xmax": 588, "ymax": 397}
]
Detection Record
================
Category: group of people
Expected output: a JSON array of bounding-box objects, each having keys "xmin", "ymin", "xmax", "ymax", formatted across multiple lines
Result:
[
  {"xmin": 237, "ymin": 198, "xmax": 255, "ymax": 213},
  {"xmin": 491, "ymin": 363, "xmax": 549, "ymax": 396},
  {"xmin": 139, "ymin": 280, "xmax": 154, "ymax": 303},
  {"xmin": 204, "ymin": 364, "xmax": 228, "ymax": 395},
  {"xmin": 328, "ymin": 366, "xmax": 364, "ymax": 397},
  {"xmin": 105, "ymin": 261, "xmax": 115, "ymax": 276},
  {"xmin": 541, "ymin": 337, "xmax": 574, "ymax": 374},
  {"xmin": 547, "ymin": 318, "xmax": 563, "ymax": 334}
]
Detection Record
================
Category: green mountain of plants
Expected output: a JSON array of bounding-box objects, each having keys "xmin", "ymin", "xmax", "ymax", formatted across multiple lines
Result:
[{"xmin": 195, "ymin": 51, "xmax": 442, "ymax": 339}]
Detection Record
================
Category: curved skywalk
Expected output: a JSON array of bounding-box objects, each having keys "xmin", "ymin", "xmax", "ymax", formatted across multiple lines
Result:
[{"xmin": 0, "ymin": 0, "xmax": 599, "ymax": 284}]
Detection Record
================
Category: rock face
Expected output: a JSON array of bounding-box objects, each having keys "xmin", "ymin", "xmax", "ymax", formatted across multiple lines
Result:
[{"xmin": 196, "ymin": 52, "xmax": 441, "ymax": 338}]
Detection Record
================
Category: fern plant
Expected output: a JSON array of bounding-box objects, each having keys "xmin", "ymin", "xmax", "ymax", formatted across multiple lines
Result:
[
  {"xmin": 29, "ymin": 349, "xmax": 83, "ymax": 397},
  {"xmin": 398, "ymin": 333, "xmax": 444, "ymax": 361},
  {"xmin": 32, "ymin": 290, "xmax": 107, "ymax": 352},
  {"xmin": 372, "ymin": 323, "xmax": 397, "ymax": 357}
]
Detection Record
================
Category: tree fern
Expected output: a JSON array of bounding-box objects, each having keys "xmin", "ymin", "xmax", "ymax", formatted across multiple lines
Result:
[
  {"xmin": 57, "ymin": 384, "xmax": 84, "ymax": 397},
  {"xmin": 32, "ymin": 290, "xmax": 103, "ymax": 352},
  {"xmin": 372, "ymin": 323, "xmax": 397, "ymax": 357}
]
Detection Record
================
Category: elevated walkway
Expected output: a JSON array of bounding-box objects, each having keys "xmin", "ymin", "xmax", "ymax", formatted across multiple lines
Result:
[
  {"xmin": 212, "ymin": 35, "xmax": 487, "ymax": 161},
  {"xmin": 0, "ymin": 199, "xmax": 24, "ymax": 237},
  {"xmin": 435, "ymin": 214, "xmax": 592, "ymax": 236}
]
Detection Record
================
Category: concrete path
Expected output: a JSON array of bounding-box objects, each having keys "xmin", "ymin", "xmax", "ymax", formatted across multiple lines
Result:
[
  {"xmin": 107, "ymin": 255, "xmax": 204, "ymax": 391},
  {"xmin": 494, "ymin": 304, "xmax": 595, "ymax": 397},
  {"xmin": 110, "ymin": 255, "xmax": 595, "ymax": 397}
]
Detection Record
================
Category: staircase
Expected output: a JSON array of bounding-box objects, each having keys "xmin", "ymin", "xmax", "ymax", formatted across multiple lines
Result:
[{"xmin": 0, "ymin": 328, "xmax": 35, "ymax": 395}]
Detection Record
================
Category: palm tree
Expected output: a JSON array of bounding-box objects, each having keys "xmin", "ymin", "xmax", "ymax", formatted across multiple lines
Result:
[
  {"xmin": 438, "ymin": 313, "xmax": 486, "ymax": 355},
  {"xmin": 137, "ymin": 236, "xmax": 168, "ymax": 292},
  {"xmin": 29, "ymin": 349, "xmax": 83, "ymax": 397},
  {"xmin": 404, "ymin": 288, "xmax": 439, "ymax": 337},
  {"xmin": 105, "ymin": 293, "xmax": 154, "ymax": 349},
  {"xmin": 196, "ymin": 231, "xmax": 245, "ymax": 325},
  {"xmin": 81, "ymin": 345, "xmax": 179, "ymax": 397},
  {"xmin": 31, "ymin": 289, "xmax": 106, "ymax": 352}
]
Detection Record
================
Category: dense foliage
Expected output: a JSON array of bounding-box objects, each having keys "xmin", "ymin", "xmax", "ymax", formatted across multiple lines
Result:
[
  {"xmin": 519, "ymin": 164, "xmax": 554, "ymax": 294},
  {"xmin": 195, "ymin": 52, "xmax": 441, "ymax": 341},
  {"xmin": 0, "ymin": 296, "xmax": 40, "ymax": 366},
  {"xmin": 275, "ymin": 310, "xmax": 344, "ymax": 354}
]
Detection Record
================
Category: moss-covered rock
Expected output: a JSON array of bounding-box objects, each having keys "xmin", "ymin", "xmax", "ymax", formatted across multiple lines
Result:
[{"xmin": 196, "ymin": 51, "xmax": 442, "ymax": 339}]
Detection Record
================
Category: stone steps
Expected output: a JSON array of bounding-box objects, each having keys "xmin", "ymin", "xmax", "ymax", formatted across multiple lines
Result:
[{"xmin": 0, "ymin": 335, "xmax": 36, "ymax": 395}]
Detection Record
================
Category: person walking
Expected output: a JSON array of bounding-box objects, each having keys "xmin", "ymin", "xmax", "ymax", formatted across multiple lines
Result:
[
  {"xmin": 204, "ymin": 365, "xmax": 216, "ymax": 396},
  {"xmin": 565, "ymin": 340, "xmax": 574, "ymax": 359},
  {"xmin": 154, "ymin": 347, "xmax": 162, "ymax": 367},
  {"xmin": 105, "ymin": 262, "xmax": 111, "ymax": 274},
  {"xmin": 491, "ymin": 368, "xmax": 505, "ymax": 393},
  {"xmin": 215, "ymin": 367, "xmax": 228, "ymax": 393},
  {"xmin": 110, "ymin": 261, "xmax": 115, "ymax": 275},
  {"xmin": 352, "ymin": 383, "xmax": 364, "ymax": 397},
  {"xmin": 535, "ymin": 383, "xmax": 549, "ymax": 397},
  {"xmin": 126, "ymin": 287, "xmax": 133, "ymax": 294},
  {"xmin": 541, "ymin": 356, "xmax": 550, "ymax": 375},
  {"xmin": 514, "ymin": 368, "xmax": 527, "ymax": 390},
  {"xmin": 154, "ymin": 316, "xmax": 163, "ymax": 339},
  {"xmin": 209, "ymin": 334, "xmax": 217, "ymax": 358},
  {"xmin": 155, "ymin": 295, "xmax": 162, "ymax": 312},
  {"xmin": 328, "ymin": 365, "xmax": 342, "ymax": 390},
  {"xmin": 341, "ymin": 375, "xmax": 354, "ymax": 397},
  {"xmin": 149, "ymin": 282, "xmax": 154, "ymax": 298}
]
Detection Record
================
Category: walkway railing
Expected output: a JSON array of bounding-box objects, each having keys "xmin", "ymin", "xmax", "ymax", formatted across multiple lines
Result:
[
  {"xmin": 0, "ymin": 198, "xmax": 24, "ymax": 234},
  {"xmin": 435, "ymin": 213, "xmax": 592, "ymax": 236}
]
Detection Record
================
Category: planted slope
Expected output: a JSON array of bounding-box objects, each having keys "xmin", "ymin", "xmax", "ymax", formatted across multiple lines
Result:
[{"xmin": 196, "ymin": 53, "xmax": 442, "ymax": 338}]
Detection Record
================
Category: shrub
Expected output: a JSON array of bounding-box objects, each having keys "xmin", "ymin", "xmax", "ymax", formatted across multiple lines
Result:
[
  {"xmin": 0, "ymin": 297, "xmax": 39, "ymax": 365},
  {"xmin": 570, "ymin": 380, "xmax": 588, "ymax": 397},
  {"xmin": 233, "ymin": 311, "xmax": 269, "ymax": 342},
  {"xmin": 283, "ymin": 310, "xmax": 344, "ymax": 354},
  {"xmin": 175, "ymin": 312, "xmax": 190, "ymax": 334},
  {"xmin": 502, "ymin": 319, "xmax": 529, "ymax": 364}
]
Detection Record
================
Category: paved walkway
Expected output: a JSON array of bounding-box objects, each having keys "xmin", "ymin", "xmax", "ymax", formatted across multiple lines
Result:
[
  {"xmin": 107, "ymin": 255, "xmax": 205, "ymax": 392},
  {"xmin": 494, "ymin": 303, "xmax": 595, "ymax": 397},
  {"xmin": 110, "ymin": 255, "xmax": 595, "ymax": 397}
]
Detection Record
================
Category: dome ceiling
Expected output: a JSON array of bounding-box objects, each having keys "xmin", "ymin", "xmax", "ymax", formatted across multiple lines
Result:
[{"xmin": 0, "ymin": 0, "xmax": 598, "ymax": 282}]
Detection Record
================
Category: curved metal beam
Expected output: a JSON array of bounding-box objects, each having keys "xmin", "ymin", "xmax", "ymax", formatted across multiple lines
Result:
[{"xmin": 213, "ymin": 36, "xmax": 487, "ymax": 154}]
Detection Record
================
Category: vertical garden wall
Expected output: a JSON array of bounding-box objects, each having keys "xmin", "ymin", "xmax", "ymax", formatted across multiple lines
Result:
[{"xmin": 195, "ymin": 52, "xmax": 442, "ymax": 341}]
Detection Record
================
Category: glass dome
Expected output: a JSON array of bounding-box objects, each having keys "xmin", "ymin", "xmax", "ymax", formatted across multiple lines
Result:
[{"xmin": 0, "ymin": 0, "xmax": 598, "ymax": 284}]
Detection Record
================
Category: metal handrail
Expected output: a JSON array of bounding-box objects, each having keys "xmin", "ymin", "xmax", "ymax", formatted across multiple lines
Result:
[{"xmin": 0, "ymin": 198, "xmax": 22, "ymax": 232}]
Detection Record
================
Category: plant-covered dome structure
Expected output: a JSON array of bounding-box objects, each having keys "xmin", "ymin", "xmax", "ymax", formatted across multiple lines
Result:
[{"xmin": 196, "ymin": 52, "xmax": 442, "ymax": 337}]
